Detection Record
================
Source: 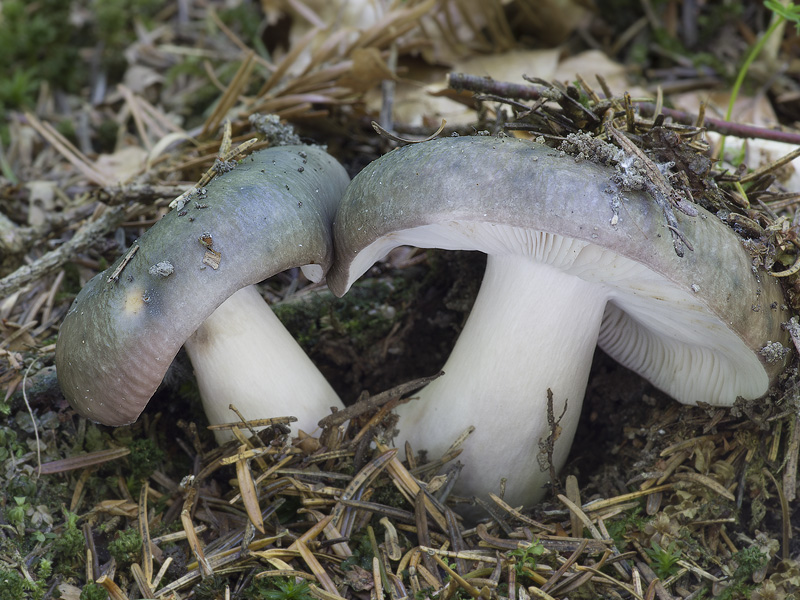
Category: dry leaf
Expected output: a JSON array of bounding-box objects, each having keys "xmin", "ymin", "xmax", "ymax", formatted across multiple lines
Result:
[
  {"xmin": 56, "ymin": 584, "xmax": 83, "ymax": 600},
  {"xmin": 92, "ymin": 146, "xmax": 148, "ymax": 184},
  {"xmin": 123, "ymin": 64, "xmax": 164, "ymax": 95},
  {"xmin": 339, "ymin": 47, "xmax": 396, "ymax": 93},
  {"xmin": 296, "ymin": 430, "xmax": 322, "ymax": 454},
  {"xmin": 235, "ymin": 449, "xmax": 265, "ymax": 533},
  {"xmin": 505, "ymin": 0, "xmax": 589, "ymax": 46},
  {"xmin": 554, "ymin": 49, "xmax": 643, "ymax": 94},
  {"xmin": 26, "ymin": 181, "xmax": 56, "ymax": 227},
  {"xmin": 457, "ymin": 48, "xmax": 561, "ymax": 84},
  {"xmin": 344, "ymin": 564, "xmax": 374, "ymax": 591},
  {"xmin": 673, "ymin": 90, "xmax": 800, "ymax": 190}
]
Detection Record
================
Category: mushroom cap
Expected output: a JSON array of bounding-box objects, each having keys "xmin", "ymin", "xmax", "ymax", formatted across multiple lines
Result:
[
  {"xmin": 56, "ymin": 145, "xmax": 349, "ymax": 425},
  {"xmin": 329, "ymin": 135, "xmax": 791, "ymax": 405}
]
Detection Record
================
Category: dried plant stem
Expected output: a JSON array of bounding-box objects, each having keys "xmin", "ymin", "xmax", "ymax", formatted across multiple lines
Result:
[
  {"xmin": 0, "ymin": 204, "xmax": 126, "ymax": 298},
  {"xmin": 447, "ymin": 72, "xmax": 800, "ymax": 145},
  {"xmin": 318, "ymin": 371, "xmax": 442, "ymax": 429},
  {"xmin": 783, "ymin": 412, "xmax": 800, "ymax": 502},
  {"xmin": 448, "ymin": 72, "xmax": 543, "ymax": 100},
  {"xmin": 763, "ymin": 468, "xmax": 791, "ymax": 560},
  {"xmin": 22, "ymin": 359, "xmax": 41, "ymax": 476}
]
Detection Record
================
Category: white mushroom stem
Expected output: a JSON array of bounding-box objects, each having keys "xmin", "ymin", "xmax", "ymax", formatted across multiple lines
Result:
[
  {"xmin": 184, "ymin": 285, "xmax": 343, "ymax": 442},
  {"xmin": 395, "ymin": 254, "xmax": 609, "ymax": 507}
]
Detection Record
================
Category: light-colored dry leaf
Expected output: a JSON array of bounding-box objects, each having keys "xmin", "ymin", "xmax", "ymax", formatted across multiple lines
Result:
[
  {"xmin": 92, "ymin": 499, "xmax": 139, "ymax": 518},
  {"xmin": 181, "ymin": 489, "xmax": 213, "ymax": 576},
  {"xmin": 458, "ymin": 48, "xmax": 561, "ymax": 85},
  {"xmin": 379, "ymin": 517, "xmax": 402, "ymax": 561},
  {"xmin": 123, "ymin": 64, "xmax": 164, "ymax": 95},
  {"xmin": 553, "ymin": 50, "xmax": 643, "ymax": 95},
  {"xmin": 26, "ymin": 181, "xmax": 56, "ymax": 227},
  {"xmin": 673, "ymin": 90, "xmax": 800, "ymax": 190},
  {"xmin": 235, "ymin": 452, "xmax": 266, "ymax": 533},
  {"xmin": 296, "ymin": 429, "xmax": 322, "ymax": 454},
  {"xmin": 367, "ymin": 48, "xmax": 561, "ymax": 127},
  {"xmin": 339, "ymin": 47, "xmax": 395, "ymax": 93},
  {"xmin": 96, "ymin": 575, "xmax": 130, "ymax": 600},
  {"xmin": 56, "ymin": 583, "xmax": 82, "ymax": 600},
  {"xmin": 92, "ymin": 146, "xmax": 148, "ymax": 185},
  {"xmin": 296, "ymin": 539, "xmax": 341, "ymax": 597}
]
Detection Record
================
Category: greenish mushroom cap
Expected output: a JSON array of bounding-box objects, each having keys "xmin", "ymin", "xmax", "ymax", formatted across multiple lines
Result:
[
  {"xmin": 328, "ymin": 135, "xmax": 793, "ymax": 507},
  {"xmin": 56, "ymin": 145, "xmax": 349, "ymax": 426},
  {"xmin": 329, "ymin": 135, "xmax": 792, "ymax": 406}
]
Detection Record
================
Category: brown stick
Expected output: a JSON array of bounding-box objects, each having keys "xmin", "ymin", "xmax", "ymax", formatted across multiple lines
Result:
[
  {"xmin": 447, "ymin": 72, "xmax": 800, "ymax": 145},
  {"xmin": 0, "ymin": 205, "xmax": 127, "ymax": 298},
  {"xmin": 317, "ymin": 371, "xmax": 443, "ymax": 428}
]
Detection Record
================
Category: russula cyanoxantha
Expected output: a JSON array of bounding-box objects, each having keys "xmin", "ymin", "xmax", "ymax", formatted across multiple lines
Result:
[
  {"xmin": 327, "ymin": 135, "xmax": 792, "ymax": 507},
  {"xmin": 56, "ymin": 145, "xmax": 348, "ymax": 435}
]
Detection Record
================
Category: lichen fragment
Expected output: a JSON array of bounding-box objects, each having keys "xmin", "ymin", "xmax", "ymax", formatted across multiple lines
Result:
[{"xmin": 148, "ymin": 262, "xmax": 174, "ymax": 278}]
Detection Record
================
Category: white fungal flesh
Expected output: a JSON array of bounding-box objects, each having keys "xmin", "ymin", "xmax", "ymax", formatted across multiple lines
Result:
[
  {"xmin": 183, "ymin": 285, "xmax": 343, "ymax": 442},
  {"xmin": 348, "ymin": 220, "xmax": 768, "ymax": 405},
  {"xmin": 396, "ymin": 253, "xmax": 608, "ymax": 506},
  {"xmin": 351, "ymin": 221, "xmax": 769, "ymax": 506}
]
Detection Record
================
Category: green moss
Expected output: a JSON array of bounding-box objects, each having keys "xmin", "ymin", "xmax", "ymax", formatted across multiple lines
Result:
[
  {"xmin": 91, "ymin": 0, "xmax": 163, "ymax": 79},
  {"xmin": 271, "ymin": 294, "xmax": 327, "ymax": 348},
  {"xmin": 328, "ymin": 281, "xmax": 403, "ymax": 349},
  {"xmin": 0, "ymin": 0, "xmax": 82, "ymax": 98},
  {"xmin": 36, "ymin": 560, "xmax": 51, "ymax": 581},
  {"xmin": 218, "ymin": 2, "xmax": 267, "ymax": 55},
  {"xmin": 509, "ymin": 541, "xmax": 546, "ymax": 578},
  {"xmin": 83, "ymin": 424, "xmax": 106, "ymax": 453},
  {"xmin": 80, "ymin": 582, "xmax": 109, "ymax": 600},
  {"xmin": 53, "ymin": 511, "xmax": 85, "ymax": 573},
  {"xmin": 340, "ymin": 530, "xmax": 374, "ymax": 572},
  {"xmin": 7, "ymin": 474, "xmax": 37, "ymax": 498},
  {"xmin": 0, "ymin": 568, "xmax": 44, "ymax": 600},
  {"xmin": 107, "ymin": 529, "xmax": 142, "ymax": 567},
  {"xmin": 274, "ymin": 278, "xmax": 414, "ymax": 353},
  {"xmin": 245, "ymin": 577, "xmax": 314, "ymax": 600},
  {"xmin": 605, "ymin": 505, "xmax": 645, "ymax": 548},
  {"xmin": 645, "ymin": 540, "xmax": 682, "ymax": 579},
  {"xmin": 732, "ymin": 546, "xmax": 769, "ymax": 581},
  {"xmin": 5, "ymin": 497, "xmax": 28, "ymax": 530},
  {"xmin": 192, "ymin": 575, "xmax": 231, "ymax": 600},
  {"xmin": 0, "ymin": 0, "xmax": 165, "ymax": 139},
  {"xmin": 128, "ymin": 437, "xmax": 165, "ymax": 482},
  {"xmin": 369, "ymin": 482, "xmax": 409, "ymax": 513}
]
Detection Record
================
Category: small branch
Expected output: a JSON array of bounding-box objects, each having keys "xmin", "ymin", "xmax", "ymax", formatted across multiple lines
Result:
[
  {"xmin": 0, "ymin": 211, "xmax": 26, "ymax": 255},
  {"xmin": 644, "ymin": 104, "xmax": 800, "ymax": 145},
  {"xmin": 0, "ymin": 203, "xmax": 99, "ymax": 258},
  {"xmin": 606, "ymin": 124, "xmax": 694, "ymax": 257},
  {"xmin": 318, "ymin": 371, "xmax": 443, "ymax": 429},
  {"xmin": 448, "ymin": 72, "xmax": 543, "ymax": 100},
  {"xmin": 92, "ymin": 183, "xmax": 186, "ymax": 206},
  {"xmin": 447, "ymin": 72, "xmax": 800, "ymax": 145},
  {"xmin": 539, "ymin": 388, "xmax": 567, "ymax": 497},
  {"xmin": 783, "ymin": 411, "xmax": 800, "ymax": 503},
  {"xmin": 0, "ymin": 205, "xmax": 127, "ymax": 298}
]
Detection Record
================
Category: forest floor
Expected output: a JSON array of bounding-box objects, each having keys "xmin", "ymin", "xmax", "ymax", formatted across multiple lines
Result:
[{"xmin": 1, "ymin": 1, "xmax": 800, "ymax": 599}]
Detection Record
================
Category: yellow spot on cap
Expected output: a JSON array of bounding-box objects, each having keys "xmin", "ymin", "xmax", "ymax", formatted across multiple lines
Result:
[{"xmin": 124, "ymin": 286, "xmax": 146, "ymax": 316}]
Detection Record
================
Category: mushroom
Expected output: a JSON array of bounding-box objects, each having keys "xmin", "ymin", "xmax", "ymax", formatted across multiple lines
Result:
[
  {"xmin": 183, "ymin": 284, "xmax": 338, "ymax": 437},
  {"xmin": 56, "ymin": 145, "xmax": 349, "ymax": 435},
  {"xmin": 327, "ymin": 135, "xmax": 791, "ymax": 507}
]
